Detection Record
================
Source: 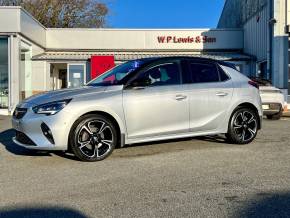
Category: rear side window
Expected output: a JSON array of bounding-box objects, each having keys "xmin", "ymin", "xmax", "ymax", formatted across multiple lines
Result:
[
  {"xmin": 189, "ymin": 63, "xmax": 219, "ymax": 83},
  {"xmin": 218, "ymin": 66, "xmax": 230, "ymax": 81}
]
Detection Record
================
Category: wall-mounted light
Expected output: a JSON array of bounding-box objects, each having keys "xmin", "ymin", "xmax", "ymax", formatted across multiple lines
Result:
[{"xmin": 269, "ymin": 18, "xmax": 277, "ymax": 25}]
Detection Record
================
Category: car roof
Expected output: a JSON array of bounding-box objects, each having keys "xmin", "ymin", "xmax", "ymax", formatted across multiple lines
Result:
[{"xmin": 133, "ymin": 56, "xmax": 237, "ymax": 70}]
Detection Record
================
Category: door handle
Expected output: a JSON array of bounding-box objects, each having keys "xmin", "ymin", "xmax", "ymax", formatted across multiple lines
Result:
[
  {"xmin": 175, "ymin": 95, "xmax": 187, "ymax": 101},
  {"xmin": 132, "ymin": 86, "xmax": 145, "ymax": 90},
  {"xmin": 216, "ymin": 92, "xmax": 228, "ymax": 97}
]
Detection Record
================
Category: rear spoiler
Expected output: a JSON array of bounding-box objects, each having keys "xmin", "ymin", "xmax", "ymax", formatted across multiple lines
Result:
[{"xmin": 217, "ymin": 61, "xmax": 239, "ymax": 71}]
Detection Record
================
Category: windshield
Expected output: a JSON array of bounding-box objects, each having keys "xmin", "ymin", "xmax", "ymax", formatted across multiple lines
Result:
[{"xmin": 87, "ymin": 60, "xmax": 148, "ymax": 86}]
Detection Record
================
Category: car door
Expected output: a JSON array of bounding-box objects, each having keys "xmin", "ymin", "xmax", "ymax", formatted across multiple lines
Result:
[
  {"xmin": 122, "ymin": 60, "xmax": 189, "ymax": 139},
  {"xmin": 187, "ymin": 60, "xmax": 233, "ymax": 132}
]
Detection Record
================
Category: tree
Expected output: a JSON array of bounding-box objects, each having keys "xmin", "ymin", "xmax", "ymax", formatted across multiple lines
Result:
[{"xmin": 0, "ymin": 0, "xmax": 109, "ymax": 28}]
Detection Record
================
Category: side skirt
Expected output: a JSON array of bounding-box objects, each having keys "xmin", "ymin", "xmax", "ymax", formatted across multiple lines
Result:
[{"xmin": 125, "ymin": 130, "xmax": 226, "ymax": 145}]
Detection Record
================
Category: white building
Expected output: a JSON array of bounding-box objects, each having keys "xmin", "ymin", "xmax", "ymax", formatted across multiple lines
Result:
[{"xmin": 0, "ymin": 4, "xmax": 288, "ymax": 115}]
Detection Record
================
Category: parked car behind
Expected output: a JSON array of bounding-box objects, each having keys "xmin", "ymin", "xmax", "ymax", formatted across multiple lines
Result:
[{"xmin": 250, "ymin": 77, "xmax": 284, "ymax": 120}]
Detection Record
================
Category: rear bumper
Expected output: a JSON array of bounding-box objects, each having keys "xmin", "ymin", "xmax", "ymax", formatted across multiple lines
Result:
[{"xmin": 262, "ymin": 103, "xmax": 282, "ymax": 115}]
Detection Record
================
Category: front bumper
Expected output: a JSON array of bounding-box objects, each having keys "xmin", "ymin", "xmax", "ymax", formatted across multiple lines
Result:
[{"xmin": 11, "ymin": 108, "xmax": 70, "ymax": 150}]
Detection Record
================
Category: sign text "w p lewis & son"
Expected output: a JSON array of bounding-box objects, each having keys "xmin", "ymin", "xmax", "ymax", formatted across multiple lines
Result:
[{"xmin": 157, "ymin": 35, "xmax": 217, "ymax": 44}]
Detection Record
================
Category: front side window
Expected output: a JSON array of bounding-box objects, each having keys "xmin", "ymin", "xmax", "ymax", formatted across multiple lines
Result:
[
  {"xmin": 134, "ymin": 62, "xmax": 181, "ymax": 87},
  {"xmin": 189, "ymin": 63, "xmax": 219, "ymax": 83},
  {"xmin": 87, "ymin": 60, "xmax": 148, "ymax": 86}
]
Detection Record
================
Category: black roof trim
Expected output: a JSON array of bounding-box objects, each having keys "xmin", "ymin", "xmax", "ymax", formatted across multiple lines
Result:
[{"xmin": 134, "ymin": 56, "xmax": 238, "ymax": 70}]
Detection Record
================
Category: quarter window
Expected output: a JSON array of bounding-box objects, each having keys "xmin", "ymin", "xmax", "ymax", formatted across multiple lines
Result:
[
  {"xmin": 219, "ymin": 67, "xmax": 230, "ymax": 81},
  {"xmin": 189, "ymin": 63, "xmax": 219, "ymax": 83},
  {"xmin": 137, "ymin": 62, "xmax": 181, "ymax": 86}
]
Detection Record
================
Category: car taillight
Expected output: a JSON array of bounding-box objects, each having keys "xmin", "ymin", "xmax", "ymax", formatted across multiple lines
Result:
[{"xmin": 248, "ymin": 80, "xmax": 259, "ymax": 89}]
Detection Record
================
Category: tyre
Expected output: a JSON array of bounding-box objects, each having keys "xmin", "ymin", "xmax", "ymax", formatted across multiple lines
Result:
[
  {"xmin": 226, "ymin": 107, "xmax": 258, "ymax": 144},
  {"xmin": 266, "ymin": 110, "xmax": 282, "ymax": 120},
  {"xmin": 70, "ymin": 114, "xmax": 117, "ymax": 162}
]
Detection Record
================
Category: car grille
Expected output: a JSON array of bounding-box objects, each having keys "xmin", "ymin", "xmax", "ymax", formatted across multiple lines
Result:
[
  {"xmin": 15, "ymin": 131, "xmax": 36, "ymax": 146},
  {"xmin": 13, "ymin": 108, "xmax": 27, "ymax": 119}
]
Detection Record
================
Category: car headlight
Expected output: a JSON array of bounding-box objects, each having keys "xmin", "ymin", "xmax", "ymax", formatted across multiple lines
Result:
[{"xmin": 32, "ymin": 99, "xmax": 72, "ymax": 115}]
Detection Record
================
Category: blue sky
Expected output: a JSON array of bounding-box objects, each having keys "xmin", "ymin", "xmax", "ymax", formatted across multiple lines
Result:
[{"xmin": 107, "ymin": 0, "xmax": 225, "ymax": 28}]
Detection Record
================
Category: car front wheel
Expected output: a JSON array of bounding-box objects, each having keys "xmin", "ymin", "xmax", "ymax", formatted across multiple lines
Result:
[
  {"xmin": 226, "ymin": 108, "xmax": 258, "ymax": 144},
  {"xmin": 70, "ymin": 114, "xmax": 117, "ymax": 162}
]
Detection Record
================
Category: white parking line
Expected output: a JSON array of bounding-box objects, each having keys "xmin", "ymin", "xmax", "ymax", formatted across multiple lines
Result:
[{"xmin": 281, "ymin": 118, "xmax": 290, "ymax": 121}]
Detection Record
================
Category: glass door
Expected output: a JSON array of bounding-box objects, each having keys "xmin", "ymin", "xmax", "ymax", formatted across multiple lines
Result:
[
  {"xmin": 0, "ymin": 37, "xmax": 8, "ymax": 109},
  {"xmin": 67, "ymin": 64, "xmax": 86, "ymax": 88}
]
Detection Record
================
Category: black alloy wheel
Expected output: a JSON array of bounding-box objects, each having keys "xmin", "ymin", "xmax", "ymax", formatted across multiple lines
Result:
[
  {"xmin": 70, "ymin": 114, "xmax": 117, "ymax": 161},
  {"xmin": 226, "ymin": 108, "xmax": 258, "ymax": 144}
]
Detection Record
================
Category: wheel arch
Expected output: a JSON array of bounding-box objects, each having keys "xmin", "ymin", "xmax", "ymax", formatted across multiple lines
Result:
[{"xmin": 234, "ymin": 102, "xmax": 261, "ymax": 130}]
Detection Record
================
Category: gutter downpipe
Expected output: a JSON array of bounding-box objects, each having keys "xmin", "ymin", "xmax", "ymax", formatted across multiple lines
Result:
[{"xmin": 268, "ymin": 0, "xmax": 274, "ymax": 81}]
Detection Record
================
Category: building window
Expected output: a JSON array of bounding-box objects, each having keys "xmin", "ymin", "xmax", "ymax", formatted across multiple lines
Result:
[
  {"xmin": 0, "ymin": 37, "xmax": 8, "ymax": 109},
  {"xmin": 257, "ymin": 61, "xmax": 267, "ymax": 79},
  {"xmin": 67, "ymin": 64, "xmax": 86, "ymax": 88},
  {"xmin": 20, "ymin": 41, "xmax": 32, "ymax": 100}
]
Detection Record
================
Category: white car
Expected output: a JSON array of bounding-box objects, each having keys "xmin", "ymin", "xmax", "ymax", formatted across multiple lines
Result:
[
  {"xmin": 12, "ymin": 57, "xmax": 263, "ymax": 162},
  {"xmin": 251, "ymin": 78, "xmax": 284, "ymax": 120}
]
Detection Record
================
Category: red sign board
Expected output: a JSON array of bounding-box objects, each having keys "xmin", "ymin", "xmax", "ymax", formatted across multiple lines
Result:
[{"xmin": 90, "ymin": 55, "xmax": 115, "ymax": 79}]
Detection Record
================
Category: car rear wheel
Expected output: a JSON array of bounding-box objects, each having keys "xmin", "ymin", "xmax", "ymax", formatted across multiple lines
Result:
[
  {"xmin": 226, "ymin": 108, "xmax": 258, "ymax": 144},
  {"xmin": 70, "ymin": 114, "xmax": 117, "ymax": 162}
]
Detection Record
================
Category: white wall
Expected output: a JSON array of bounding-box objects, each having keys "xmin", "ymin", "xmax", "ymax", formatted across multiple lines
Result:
[
  {"xmin": 0, "ymin": 7, "xmax": 244, "ymax": 52},
  {"xmin": 46, "ymin": 29, "xmax": 243, "ymax": 51},
  {"xmin": 9, "ymin": 35, "xmax": 20, "ymax": 111},
  {"xmin": 0, "ymin": 7, "xmax": 46, "ymax": 48},
  {"xmin": 31, "ymin": 61, "xmax": 47, "ymax": 92},
  {"xmin": 30, "ymin": 43, "xmax": 47, "ymax": 92},
  {"xmin": 20, "ymin": 9, "xmax": 46, "ymax": 48},
  {"xmin": 0, "ymin": 7, "xmax": 20, "ymax": 33},
  {"xmin": 288, "ymin": 0, "xmax": 290, "ymax": 25}
]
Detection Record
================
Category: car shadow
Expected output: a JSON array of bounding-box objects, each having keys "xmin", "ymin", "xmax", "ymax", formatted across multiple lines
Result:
[
  {"xmin": 125, "ymin": 134, "xmax": 229, "ymax": 148},
  {"xmin": 0, "ymin": 206, "xmax": 88, "ymax": 218},
  {"xmin": 53, "ymin": 151, "xmax": 81, "ymax": 161},
  {"xmin": 0, "ymin": 129, "xmax": 51, "ymax": 156},
  {"xmin": 236, "ymin": 192, "xmax": 290, "ymax": 218},
  {"xmin": 0, "ymin": 128, "xmax": 231, "ymax": 160},
  {"xmin": 196, "ymin": 135, "xmax": 229, "ymax": 144}
]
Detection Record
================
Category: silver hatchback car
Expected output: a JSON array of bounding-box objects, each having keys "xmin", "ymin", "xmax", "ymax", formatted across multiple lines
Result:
[{"xmin": 12, "ymin": 57, "xmax": 262, "ymax": 161}]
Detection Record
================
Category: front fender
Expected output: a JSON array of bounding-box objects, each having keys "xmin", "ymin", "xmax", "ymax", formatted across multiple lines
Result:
[{"xmin": 58, "ymin": 95, "xmax": 127, "ymax": 149}]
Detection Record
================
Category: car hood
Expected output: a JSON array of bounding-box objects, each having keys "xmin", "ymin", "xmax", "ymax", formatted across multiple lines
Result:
[{"xmin": 21, "ymin": 85, "xmax": 123, "ymax": 106}]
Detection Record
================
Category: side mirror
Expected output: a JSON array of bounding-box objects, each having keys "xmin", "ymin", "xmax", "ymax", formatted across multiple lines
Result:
[{"xmin": 130, "ymin": 78, "xmax": 151, "ymax": 88}]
